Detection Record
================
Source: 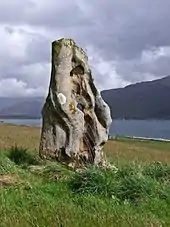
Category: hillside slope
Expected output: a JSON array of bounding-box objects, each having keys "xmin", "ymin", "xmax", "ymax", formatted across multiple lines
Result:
[
  {"xmin": 0, "ymin": 97, "xmax": 44, "ymax": 119},
  {"xmin": 0, "ymin": 76, "xmax": 170, "ymax": 119},
  {"xmin": 101, "ymin": 75, "xmax": 170, "ymax": 119}
]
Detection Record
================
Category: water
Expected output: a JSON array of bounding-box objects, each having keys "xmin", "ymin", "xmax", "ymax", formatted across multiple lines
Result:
[
  {"xmin": 1, "ymin": 119, "xmax": 170, "ymax": 140},
  {"xmin": 110, "ymin": 120, "xmax": 170, "ymax": 140},
  {"xmin": 0, "ymin": 119, "xmax": 42, "ymax": 127}
]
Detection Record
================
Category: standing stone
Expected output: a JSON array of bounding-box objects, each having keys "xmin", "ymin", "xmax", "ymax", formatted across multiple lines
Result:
[{"xmin": 39, "ymin": 38, "xmax": 112, "ymax": 168}]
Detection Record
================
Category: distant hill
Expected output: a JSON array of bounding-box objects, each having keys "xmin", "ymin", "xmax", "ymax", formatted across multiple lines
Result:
[
  {"xmin": 0, "ymin": 97, "xmax": 44, "ymax": 119},
  {"xmin": 0, "ymin": 75, "xmax": 170, "ymax": 119},
  {"xmin": 101, "ymin": 75, "xmax": 170, "ymax": 119}
]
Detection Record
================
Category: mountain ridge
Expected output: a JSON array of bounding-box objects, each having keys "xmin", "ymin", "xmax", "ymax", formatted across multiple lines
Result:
[
  {"xmin": 101, "ymin": 75, "xmax": 170, "ymax": 119},
  {"xmin": 0, "ymin": 75, "xmax": 170, "ymax": 119}
]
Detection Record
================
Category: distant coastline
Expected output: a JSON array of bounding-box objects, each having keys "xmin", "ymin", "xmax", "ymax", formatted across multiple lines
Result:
[
  {"xmin": 0, "ymin": 118, "xmax": 170, "ymax": 141},
  {"xmin": 0, "ymin": 115, "xmax": 41, "ymax": 119},
  {"xmin": 0, "ymin": 116, "xmax": 170, "ymax": 120},
  {"xmin": 109, "ymin": 135, "xmax": 170, "ymax": 142}
]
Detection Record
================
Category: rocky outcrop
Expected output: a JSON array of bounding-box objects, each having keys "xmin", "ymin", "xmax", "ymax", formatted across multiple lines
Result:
[{"xmin": 39, "ymin": 38, "xmax": 112, "ymax": 168}]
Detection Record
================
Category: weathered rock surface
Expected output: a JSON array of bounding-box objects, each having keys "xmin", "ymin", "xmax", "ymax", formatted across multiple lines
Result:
[{"xmin": 39, "ymin": 38, "xmax": 112, "ymax": 168}]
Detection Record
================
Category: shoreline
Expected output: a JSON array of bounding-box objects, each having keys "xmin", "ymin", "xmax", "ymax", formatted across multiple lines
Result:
[
  {"xmin": 1, "ymin": 121, "xmax": 170, "ymax": 142},
  {"xmin": 0, "ymin": 121, "xmax": 40, "ymax": 128},
  {"xmin": 110, "ymin": 135, "xmax": 170, "ymax": 142}
]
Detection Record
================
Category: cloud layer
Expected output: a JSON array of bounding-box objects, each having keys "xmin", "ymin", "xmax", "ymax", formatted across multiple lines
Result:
[{"xmin": 0, "ymin": 0, "xmax": 170, "ymax": 96}]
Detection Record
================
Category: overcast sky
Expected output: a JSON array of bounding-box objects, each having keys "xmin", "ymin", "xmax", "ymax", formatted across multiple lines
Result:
[{"xmin": 0, "ymin": 0, "xmax": 170, "ymax": 97}]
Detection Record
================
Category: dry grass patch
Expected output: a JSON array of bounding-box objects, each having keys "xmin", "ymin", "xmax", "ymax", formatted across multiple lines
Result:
[
  {"xmin": 1, "ymin": 122, "xmax": 170, "ymax": 165},
  {"xmin": 104, "ymin": 140, "xmax": 170, "ymax": 164},
  {"xmin": 0, "ymin": 174, "xmax": 21, "ymax": 187},
  {"xmin": 0, "ymin": 123, "xmax": 40, "ymax": 151}
]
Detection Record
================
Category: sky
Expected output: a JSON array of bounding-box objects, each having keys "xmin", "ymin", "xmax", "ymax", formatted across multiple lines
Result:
[{"xmin": 0, "ymin": 0, "xmax": 170, "ymax": 97}]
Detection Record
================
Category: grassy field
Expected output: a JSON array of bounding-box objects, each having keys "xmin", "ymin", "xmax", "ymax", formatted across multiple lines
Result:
[{"xmin": 0, "ymin": 123, "xmax": 170, "ymax": 226}]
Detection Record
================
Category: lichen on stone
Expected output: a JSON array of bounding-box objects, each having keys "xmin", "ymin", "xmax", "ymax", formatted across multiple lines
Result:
[{"xmin": 57, "ymin": 93, "xmax": 67, "ymax": 105}]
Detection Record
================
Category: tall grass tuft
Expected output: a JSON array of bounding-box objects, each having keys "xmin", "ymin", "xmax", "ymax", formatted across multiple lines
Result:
[
  {"xmin": 69, "ymin": 163, "xmax": 170, "ymax": 203},
  {"xmin": 7, "ymin": 145, "xmax": 40, "ymax": 166},
  {"xmin": 142, "ymin": 162, "xmax": 170, "ymax": 181},
  {"xmin": 69, "ymin": 166, "xmax": 117, "ymax": 197}
]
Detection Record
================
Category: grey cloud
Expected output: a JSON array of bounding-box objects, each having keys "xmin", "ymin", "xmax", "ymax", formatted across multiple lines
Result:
[
  {"xmin": 77, "ymin": 0, "xmax": 170, "ymax": 60},
  {"xmin": 1, "ymin": 0, "xmax": 170, "ymax": 60},
  {"xmin": 4, "ymin": 27, "xmax": 51, "ymax": 63},
  {"xmin": 115, "ymin": 55, "xmax": 170, "ymax": 84},
  {"xmin": 0, "ymin": 0, "xmax": 170, "ymax": 96},
  {"xmin": 0, "ymin": 26, "xmax": 51, "ymax": 90},
  {"xmin": 25, "ymin": 35, "xmax": 51, "ymax": 64},
  {"xmin": 0, "ymin": 0, "xmax": 95, "ymax": 29}
]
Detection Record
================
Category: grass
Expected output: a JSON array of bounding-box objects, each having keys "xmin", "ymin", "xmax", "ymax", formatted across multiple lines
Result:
[
  {"xmin": 69, "ymin": 163, "xmax": 170, "ymax": 202},
  {"xmin": 0, "ymin": 122, "xmax": 170, "ymax": 226},
  {"xmin": 7, "ymin": 145, "xmax": 40, "ymax": 166},
  {"xmin": 1, "ymin": 122, "xmax": 170, "ymax": 164}
]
